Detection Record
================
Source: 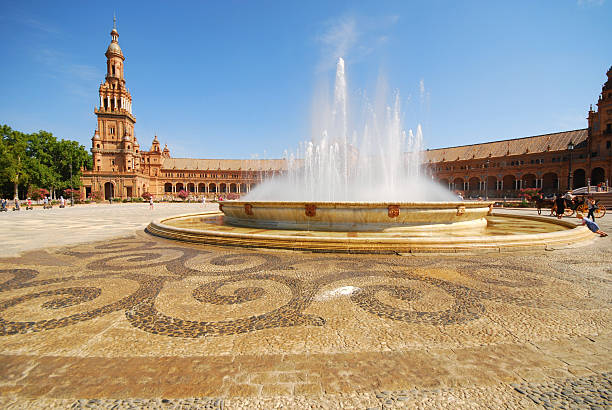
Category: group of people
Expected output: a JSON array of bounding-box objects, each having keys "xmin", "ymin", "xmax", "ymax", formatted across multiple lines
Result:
[
  {"xmin": 1, "ymin": 197, "xmax": 35, "ymax": 211},
  {"xmin": 550, "ymin": 192, "xmax": 598, "ymax": 221},
  {"xmin": 0, "ymin": 196, "xmax": 71, "ymax": 211},
  {"xmin": 549, "ymin": 192, "xmax": 607, "ymax": 237}
]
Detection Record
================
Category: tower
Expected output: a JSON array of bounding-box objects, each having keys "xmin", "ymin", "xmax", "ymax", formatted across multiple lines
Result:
[
  {"xmin": 587, "ymin": 66, "xmax": 612, "ymax": 186},
  {"xmin": 91, "ymin": 17, "xmax": 140, "ymax": 175}
]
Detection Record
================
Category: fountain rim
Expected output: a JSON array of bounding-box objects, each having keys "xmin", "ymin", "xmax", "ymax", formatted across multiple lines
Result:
[
  {"xmin": 220, "ymin": 200, "xmax": 494, "ymax": 208},
  {"xmin": 146, "ymin": 211, "xmax": 593, "ymax": 254}
]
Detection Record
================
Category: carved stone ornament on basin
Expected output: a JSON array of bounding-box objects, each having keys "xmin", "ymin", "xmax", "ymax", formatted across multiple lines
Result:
[{"xmin": 220, "ymin": 201, "xmax": 494, "ymax": 232}]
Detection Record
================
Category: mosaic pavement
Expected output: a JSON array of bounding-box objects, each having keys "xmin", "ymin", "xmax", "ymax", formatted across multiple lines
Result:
[{"xmin": 0, "ymin": 209, "xmax": 610, "ymax": 408}]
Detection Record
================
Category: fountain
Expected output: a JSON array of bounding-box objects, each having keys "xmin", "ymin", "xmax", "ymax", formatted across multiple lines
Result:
[{"xmin": 147, "ymin": 59, "xmax": 592, "ymax": 253}]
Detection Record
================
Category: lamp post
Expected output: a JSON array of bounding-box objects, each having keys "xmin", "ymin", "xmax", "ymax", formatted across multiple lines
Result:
[
  {"xmin": 69, "ymin": 159, "xmax": 74, "ymax": 206},
  {"xmin": 485, "ymin": 159, "xmax": 490, "ymax": 200},
  {"xmin": 567, "ymin": 141, "xmax": 574, "ymax": 191}
]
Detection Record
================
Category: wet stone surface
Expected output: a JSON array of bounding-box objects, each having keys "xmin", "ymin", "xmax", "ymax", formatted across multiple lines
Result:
[{"xmin": 68, "ymin": 398, "xmax": 224, "ymax": 409}]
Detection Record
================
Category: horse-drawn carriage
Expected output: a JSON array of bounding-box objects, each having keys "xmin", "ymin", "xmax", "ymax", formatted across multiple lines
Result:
[{"xmin": 536, "ymin": 195, "xmax": 606, "ymax": 217}]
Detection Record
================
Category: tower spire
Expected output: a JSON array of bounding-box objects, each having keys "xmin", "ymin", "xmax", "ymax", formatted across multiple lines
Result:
[{"xmin": 113, "ymin": 13, "xmax": 117, "ymax": 31}]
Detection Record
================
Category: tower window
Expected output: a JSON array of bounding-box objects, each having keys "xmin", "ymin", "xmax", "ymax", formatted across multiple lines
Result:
[
  {"xmin": 606, "ymin": 141, "xmax": 611, "ymax": 149},
  {"xmin": 112, "ymin": 65, "xmax": 116, "ymax": 76},
  {"xmin": 96, "ymin": 144, "xmax": 100, "ymax": 148}
]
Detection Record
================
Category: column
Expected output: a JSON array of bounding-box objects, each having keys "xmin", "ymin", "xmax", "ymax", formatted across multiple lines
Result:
[{"xmin": 114, "ymin": 96, "xmax": 117, "ymax": 111}]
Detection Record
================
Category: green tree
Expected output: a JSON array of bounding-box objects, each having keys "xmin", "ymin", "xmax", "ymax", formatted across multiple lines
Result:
[
  {"xmin": 0, "ymin": 125, "xmax": 92, "ymax": 199},
  {"xmin": 0, "ymin": 125, "xmax": 29, "ymax": 198},
  {"xmin": 26, "ymin": 130, "xmax": 60, "ymax": 194},
  {"xmin": 52, "ymin": 138, "xmax": 91, "ymax": 192}
]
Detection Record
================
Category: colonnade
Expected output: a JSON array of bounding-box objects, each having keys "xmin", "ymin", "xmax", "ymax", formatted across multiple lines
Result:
[{"xmin": 99, "ymin": 95, "xmax": 132, "ymax": 113}]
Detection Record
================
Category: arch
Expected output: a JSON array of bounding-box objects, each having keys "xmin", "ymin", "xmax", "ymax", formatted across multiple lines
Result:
[
  {"xmin": 468, "ymin": 177, "xmax": 480, "ymax": 192},
  {"xmin": 452, "ymin": 177, "xmax": 464, "ymax": 191},
  {"xmin": 573, "ymin": 169, "xmax": 586, "ymax": 188},
  {"xmin": 104, "ymin": 182, "xmax": 114, "ymax": 200},
  {"xmin": 486, "ymin": 176, "xmax": 497, "ymax": 192},
  {"xmin": 164, "ymin": 183, "xmax": 172, "ymax": 193},
  {"xmin": 521, "ymin": 173, "xmax": 537, "ymax": 189},
  {"xmin": 220, "ymin": 183, "xmax": 227, "ymax": 193},
  {"xmin": 591, "ymin": 167, "xmax": 605, "ymax": 185},
  {"xmin": 542, "ymin": 172, "xmax": 558, "ymax": 193},
  {"xmin": 439, "ymin": 178, "xmax": 450, "ymax": 188},
  {"xmin": 209, "ymin": 183, "xmax": 217, "ymax": 193},
  {"xmin": 176, "ymin": 183, "xmax": 184, "ymax": 192},
  {"xmin": 198, "ymin": 183, "xmax": 206, "ymax": 193},
  {"xmin": 187, "ymin": 183, "xmax": 195, "ymax": 193},
  {"xmin": 240, "ymin": 183, "xmax": 247, "ymax": 193},
  {"xmin": 502, "ymin": 175, "xmax": 516, "ymax": 191},
  {"xmin": 230, "ymin": 183, "xmax": 237, "ymax": 193}
]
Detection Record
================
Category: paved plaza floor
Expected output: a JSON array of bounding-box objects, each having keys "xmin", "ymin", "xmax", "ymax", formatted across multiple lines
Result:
[{"xmin": 0, "ymin": 204, "xmax": 610, "ymax": 408}]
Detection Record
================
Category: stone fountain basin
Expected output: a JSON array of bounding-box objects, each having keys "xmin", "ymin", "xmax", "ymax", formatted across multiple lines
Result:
[{"xmin": 219, "ymin": 201, "xmax": 494, "ymax": 231}]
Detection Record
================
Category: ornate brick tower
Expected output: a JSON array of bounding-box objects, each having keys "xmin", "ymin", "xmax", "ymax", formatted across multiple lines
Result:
[
  {"xmin": 88, "ymin": 17, "xmax": 142, "ymax": 199},
  {"xmin": 587, "ymin": 66, "xmax": 612, "ymax": 187}
]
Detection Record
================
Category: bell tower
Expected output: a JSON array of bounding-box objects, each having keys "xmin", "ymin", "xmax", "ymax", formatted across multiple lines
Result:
[{"xmin": 91, "ymin": 16, "xmax": 140, "ymax": 174}]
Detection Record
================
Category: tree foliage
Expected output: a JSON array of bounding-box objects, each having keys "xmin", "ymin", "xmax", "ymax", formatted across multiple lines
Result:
[{"xmin": 0, "ymin": 124, "xmax": 92, "ymax": 199}]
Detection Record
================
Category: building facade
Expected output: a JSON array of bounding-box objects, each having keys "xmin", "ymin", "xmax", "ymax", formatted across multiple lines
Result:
[
  {"xmin": 80, "ymin": 22, "xmax": 286, "ymax": 201},
  {"xmin": 81, "ymin": 23, "xmax": 611, "ymax": 200},
  {"xmin": 423, "ymin": 66, "xmax": 611, "ymax": 198}
]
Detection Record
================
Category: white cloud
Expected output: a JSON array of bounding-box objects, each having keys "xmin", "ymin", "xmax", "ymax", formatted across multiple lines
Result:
[
  {"xmin": 317, "ymin": 16, "xmax": 358, "ymax": 70},
  {"xmin": 19, "ymin": 17, "xmax": 60, "ymax": 34},
  {"xmin": 577, "ymin": 0, "xmax": 605, "ymax": 5},
  {"xmin": 316, "ymin": 14, "xmax": 400, "ymax": 71},
  {"xmin": 36, "ymin": 49, "xmax": 102, "ymax": 98}
]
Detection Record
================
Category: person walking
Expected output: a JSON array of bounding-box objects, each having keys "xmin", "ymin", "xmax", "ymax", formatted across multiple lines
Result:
[
  {"xmin": 554, "ymin": 193, "xmax": 565, "ymax": 219},
  {"xmin": 201, "ymin": 195, "xmax": 206, "ymax": 206},
  {"xmin": 587, "ymin": 196, "xmax": 596, "ymax": 221},
  {"xmin": 149, "ymin": 196, "xmax": 154, "ymax": 210},
  {"xmin": 59, "ymin": 196, "xmax": 65, "ymax": 208},
  {"xmin": 577, "ymin": 213, "xmax": 608, "ymax": 237}
]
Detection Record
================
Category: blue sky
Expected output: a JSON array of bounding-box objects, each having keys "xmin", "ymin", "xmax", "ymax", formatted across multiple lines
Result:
[{"xmin": 1, "ymin": 1, "xmax": 610, "ymax": 159}]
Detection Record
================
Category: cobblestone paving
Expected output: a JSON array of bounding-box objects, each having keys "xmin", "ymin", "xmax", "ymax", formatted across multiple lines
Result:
[
  {"xmin": 0, "ymin": 209, "xmax": 609, "ymax": 408},
  {"xmin": 512, "ymin": 372, "xmax": 611, "ymax": 409}
]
